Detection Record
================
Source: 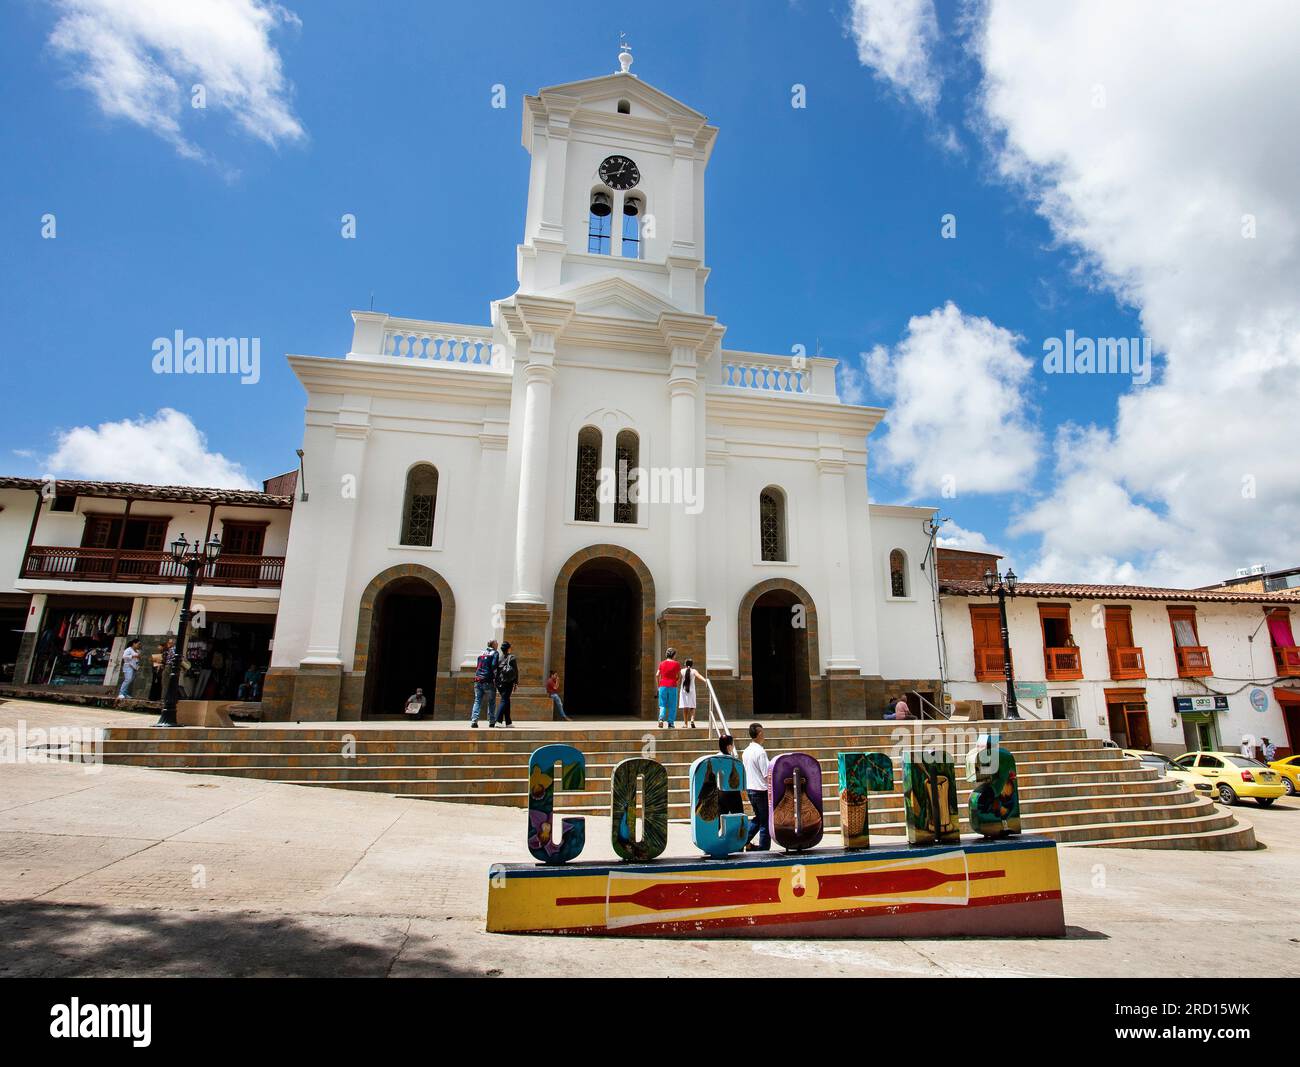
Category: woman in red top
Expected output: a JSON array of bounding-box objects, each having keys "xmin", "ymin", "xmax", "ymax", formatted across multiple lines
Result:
[{"xmin": 656, "ymin": 648, "xmax": 682, "ymax": 728}]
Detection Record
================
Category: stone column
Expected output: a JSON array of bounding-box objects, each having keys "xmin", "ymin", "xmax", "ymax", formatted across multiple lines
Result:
[
  {"xmin": 294, "ymin": 401, "xmax": 370, "ymax": 720},
  {"xmin": 817, "ymin": 436, "xmax": 866, "ymax": 718}
]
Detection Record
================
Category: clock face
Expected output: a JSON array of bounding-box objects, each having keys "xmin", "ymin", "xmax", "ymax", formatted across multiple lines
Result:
[{"xmin": 598, "ymin": 155, "xmax": 640, "ymax": 190}]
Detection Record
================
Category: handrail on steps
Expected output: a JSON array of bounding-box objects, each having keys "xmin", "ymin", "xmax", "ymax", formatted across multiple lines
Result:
[
  {"xmin": 989, "ymin": 683, "xmax": 1044, "ymax": 720},
  {"xmin": 909, "ymin": 689, "xmax": 950, "ymax": 720},
  {"xmin": 701, "ymin": 676, "xmax": 729, "ymax": 739}
]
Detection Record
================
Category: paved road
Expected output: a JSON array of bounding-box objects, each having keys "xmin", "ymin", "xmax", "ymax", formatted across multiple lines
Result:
[{"xmin": 1, "ymin": 699, "xmax": 1297, "ymax": 977}]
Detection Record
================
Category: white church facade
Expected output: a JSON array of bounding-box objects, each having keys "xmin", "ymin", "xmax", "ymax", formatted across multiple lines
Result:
[{"xmin": 262, "ymin": 55, "xmax": 943, "ymax": 722}]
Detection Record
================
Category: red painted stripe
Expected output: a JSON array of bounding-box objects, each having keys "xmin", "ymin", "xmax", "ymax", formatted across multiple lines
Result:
[
  {"xmin": 557, "ymin": 877, "xmax": 783, "ymax": 911},
  {"xmin": 816, "ymin": 867, "xmax": 1004, "ymax": 899}
]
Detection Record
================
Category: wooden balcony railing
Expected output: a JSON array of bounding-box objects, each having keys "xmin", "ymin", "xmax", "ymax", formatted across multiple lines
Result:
[
  {"xmin": 974, "ymin": 645, "xmax": 1007, "ymax": 682},
  {"xmin": 1274, "ymin": 645, "xmax": 1300, "ymax": 677},
  {"xmin": 1044, "ymin": 646, "xmax": 1083, "ymax": 680},
  {"xmin": 1174, "ymin": 645, "xmax": 1213, "ymax": 677},
  {"xmin": 21, "ymin": 546, "xmax": 284, "ymax": 588},
  {"xmin": 1108, "ymin": 645, "xmax": 1146, "ymax": 680}
]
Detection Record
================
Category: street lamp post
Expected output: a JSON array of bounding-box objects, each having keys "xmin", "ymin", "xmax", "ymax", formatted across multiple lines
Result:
[
  {"xmin": 983, "ymin": 567, "xmax": 1020, "ymax": 720},
  {"xmin": 156, "ymin": 533, "xmax": 222, "ymax": 728}
]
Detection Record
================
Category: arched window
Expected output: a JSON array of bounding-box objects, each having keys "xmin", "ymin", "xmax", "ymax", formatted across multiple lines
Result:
[
  {"xmin": 759, "ymin": 487, "xmax": 787, "ymax": 562},
  {"xmin": 889, "ymin": 549, "xmax": 908, "ymax": 597},
  {"xmin": 400, "ymin": 464, "xmax": 438, "ymax": 547},
  {"xmin": 574, "ymin": 426, "xmax": 601, "ymax": 522},
  {"xmin": 622, "ymin": 196, "xmax": 644, "ymax": 259},
  {"xmin": 617, "ymin": 99, "xmax": 631, "ymax": 115},
  {"xmin": 588, "ymin": 190, "xmax": 613, "ymax": 254},
  {"xmin": 614, "ymin": 429, "xmax": 639, "ymax": 524}
]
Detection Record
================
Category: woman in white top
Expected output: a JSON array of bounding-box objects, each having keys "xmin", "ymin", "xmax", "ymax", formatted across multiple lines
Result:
[{"xmin": 678, "ymin": 658, "xmax": 700, "ymax": 728}]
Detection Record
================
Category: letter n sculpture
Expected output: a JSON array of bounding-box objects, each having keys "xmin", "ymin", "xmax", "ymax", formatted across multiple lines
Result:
[
  {"xmin": 837, "ymin": 751, "xmax": 894, "ymax": 848},
  {"xmin": 527, "ymin": 745, "xmax": 586, "ymax": 864},
  {"xmin": 902, "ymin": 747, "xmax": 961, "ymax": 846}
]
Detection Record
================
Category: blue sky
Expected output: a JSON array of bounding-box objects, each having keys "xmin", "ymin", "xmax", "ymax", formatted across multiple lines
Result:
[{"xmin": 2, "ymin": 1, "xmax": 1295, "ymax": 587}]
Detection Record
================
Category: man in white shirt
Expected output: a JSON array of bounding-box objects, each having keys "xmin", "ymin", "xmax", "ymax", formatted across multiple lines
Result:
[
  {"xmin": 1261, "ymin": 737, "xmax": 1277, "ymax": 762},
  {"xmin": 1241, "ymin": 736, "xmax": 1258, "ymax": 760},
  {"xmin": 742, "ymin": 722, "xmax": 771, "ymax": 851}
]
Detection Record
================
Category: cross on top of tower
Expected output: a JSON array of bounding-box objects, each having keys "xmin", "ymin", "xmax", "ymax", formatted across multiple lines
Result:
[{"xmin": 617, "ymin": 34, "xmax": 634, "ymax": 76}]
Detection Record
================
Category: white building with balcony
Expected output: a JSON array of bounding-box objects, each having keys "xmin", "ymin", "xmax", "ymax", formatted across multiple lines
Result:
[
  {"xmin": 0, "ymin": 476, "xmax": 293, "ymax": 701},
  {"xmin": 264, "ymin": 55, "xmax": 942, "ymax": 722},
  {"xmin": 936, "ymin": 549, "xmax": 1300, "ymax": 758}
]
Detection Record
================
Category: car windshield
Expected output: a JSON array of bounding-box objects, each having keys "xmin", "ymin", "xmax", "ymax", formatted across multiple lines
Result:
[
  {"xmin": 1141, "ymin": 754, "xmax": 1175, "ymax": 767},
  {"xmin": 1226, "ymin": 756, "xmax": 1267, "ymax": 769}
]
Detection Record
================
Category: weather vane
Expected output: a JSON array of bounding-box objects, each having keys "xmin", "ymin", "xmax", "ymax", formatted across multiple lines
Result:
[{"xmin": 618, "ymin": 33, "xmax": 634, "ymax": 75}]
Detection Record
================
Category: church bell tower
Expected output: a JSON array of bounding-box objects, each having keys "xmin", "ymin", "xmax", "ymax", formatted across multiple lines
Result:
[{"xmin": 514, "ymin": 44, "xmax": 718, "ymax": 314}]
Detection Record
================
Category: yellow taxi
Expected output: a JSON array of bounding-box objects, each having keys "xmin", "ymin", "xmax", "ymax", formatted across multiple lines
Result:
[
  {"xmin": 1122, "ymin": 749, "xmax": 1207, "ymax": 792},
  {"xmin": 1268, "ymin": 754, "xmax": 1300, "ymax": 797},
  {"xmin": 1172, "ymin": 751, "xmax": 1286, "ymax": 806}
]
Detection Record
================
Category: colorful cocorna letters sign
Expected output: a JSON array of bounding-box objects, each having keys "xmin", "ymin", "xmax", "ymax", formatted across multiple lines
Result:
[{"xmin": 525, "ymin": 737, "xmax": 1022, "ymax": 865}]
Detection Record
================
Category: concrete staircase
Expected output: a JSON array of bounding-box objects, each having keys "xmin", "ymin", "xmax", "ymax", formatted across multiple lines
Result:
[{"xmin": 97, "ymin": 719, "xmax": 1255, "ymax": 850}]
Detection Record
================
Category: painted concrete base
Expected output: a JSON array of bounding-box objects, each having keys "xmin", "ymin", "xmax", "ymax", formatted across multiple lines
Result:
[{"xmin": 486, "ymin": 834, "xmax": 1065, "ymax": 938}]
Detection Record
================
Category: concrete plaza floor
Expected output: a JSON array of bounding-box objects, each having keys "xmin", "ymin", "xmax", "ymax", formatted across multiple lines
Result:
[{"xmin": 1, "ymin": 699, "xmax": 1298, "ymax": 977}]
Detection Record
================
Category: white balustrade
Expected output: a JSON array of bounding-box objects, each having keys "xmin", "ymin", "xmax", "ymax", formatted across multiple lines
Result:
[
  {"xmin": 381, "ymin": 324, "xmax": 498, "ymax": 367},
  {"xmin": 721, "ymin": 358, "xmax": 807, "ymax": 394}
]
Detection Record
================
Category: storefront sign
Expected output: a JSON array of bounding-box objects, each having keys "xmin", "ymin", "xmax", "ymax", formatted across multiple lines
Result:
[
  {"xmin": 1250, "ymin": 688, "xmax": 1269, "ymax": 713},
  {"xmin": 1015, "ymin": 681, "xmax": 1048, "ymax": 701},
  {"xmin": 1173, "ymin": 695, "xmax": 1228, "ymax": 713}
]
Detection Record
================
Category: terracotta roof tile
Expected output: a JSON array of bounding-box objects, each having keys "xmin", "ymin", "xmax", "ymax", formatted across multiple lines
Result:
[
  {"xmin": 0, "ymin": 476, "xmax": 291, "ymax": 508},
  {"xmin": 940, "ymin": 579, "xmax": 1300, "ymax": 605}
]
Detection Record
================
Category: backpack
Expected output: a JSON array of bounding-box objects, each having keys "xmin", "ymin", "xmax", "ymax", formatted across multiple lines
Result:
[
  {"xmin": 474, "ymin": 649, "xmax": 497, "ymax": 683},
  {"xmin": 495, "ymin": 655, "xmax": 518, "ymax": 690}
]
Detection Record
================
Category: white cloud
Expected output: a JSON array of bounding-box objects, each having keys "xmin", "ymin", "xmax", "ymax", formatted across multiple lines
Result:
[
  {"xmin": 936, "ymin": 521, "xmax": 1002, "ymax": 555},
  {"xmin": 42, "ymin": 408, "xmax": 256, "ymax": 489},
  {"xmin": 848, "ymin": 0, "xmax": 942, "ymax": 110},
  {"xmin": 47, "ymin": 0, "xmax": 305, "ymax": 162},
  {"xmin": 865, "ymin": 301, "xmax": 1042, "ymax": 498},
  {"xmin": 972, "ymin": 0, "xmax": 1300, "ymax": 585}
]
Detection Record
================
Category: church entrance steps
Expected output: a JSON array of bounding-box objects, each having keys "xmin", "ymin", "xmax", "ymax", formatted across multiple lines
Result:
[{"xmin": 97, "ymin": 719, "xmax": 1255, "ymax": 849}]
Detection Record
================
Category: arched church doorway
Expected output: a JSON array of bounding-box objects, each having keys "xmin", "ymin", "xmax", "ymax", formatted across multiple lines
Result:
[
  {"xmin": 363, "ymin": 577, "xmax": 441, "ymax": 717},
  {"xmin": 748, "ymin": 586, "xmax": 812, "ymax": 718},
  {"xmin": 563, "ymin": 557, "xmax": 642, "ymax": 716}
]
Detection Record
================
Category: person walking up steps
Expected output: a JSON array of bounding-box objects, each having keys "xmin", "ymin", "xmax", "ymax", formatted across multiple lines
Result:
[
  {"xmin": 656, "ymin": 647, "xmax": 681, "ymax": 728},
  {"xmin": 495, "ymin": 641, "xmax": 519, "ymax": 728},
  {"xmin": 679, "ymin": 658, "xmax": 701, "ymax": 728}
]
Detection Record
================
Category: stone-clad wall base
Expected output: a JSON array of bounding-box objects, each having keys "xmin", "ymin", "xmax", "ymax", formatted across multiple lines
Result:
[
  {"xmin": 505, "ymin": 687, "xmax": 554, "ymax": 721},
  {"xmin": 260, "ymin": 668, "xmax": 296, "ymax": 721},
  {"xmin": 864, "ymin": 678, "xmax": 945, "ymax": 718},
  {"xmin": 338, "ymin": 672, "xmax": 365, "ymax": 721},
  {"xmin": 824, "ymin": 669, "xmax": 867, "ymax": 719},
  {"xmin": 441, "ymin": 674, "xmax": 476, "ymax": 721},
  {"xmin": 503, "ymin": 601, "xmax": 550, "ymax": 689},
  {"xmin": 656, "ymin": 607, "xmax": 709, "ymax": 687},
  {"xmin": 290, "ymin": 662, "xmax": 342, "ymax": 721}
]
